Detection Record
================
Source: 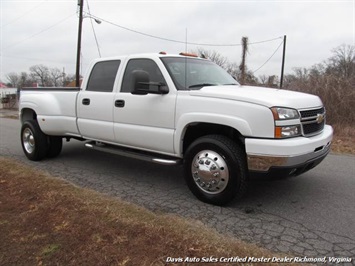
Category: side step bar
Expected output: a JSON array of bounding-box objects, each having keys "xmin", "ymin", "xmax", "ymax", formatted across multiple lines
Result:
[{"xmin": 85, "ymin": 141, "xmax": 182, "ymax": 166}]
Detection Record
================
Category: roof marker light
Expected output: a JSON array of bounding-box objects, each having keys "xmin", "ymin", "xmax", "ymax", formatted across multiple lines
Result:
[{"xmin": 179, "ymin": 52, "xmax": 198, "ymax": 57}]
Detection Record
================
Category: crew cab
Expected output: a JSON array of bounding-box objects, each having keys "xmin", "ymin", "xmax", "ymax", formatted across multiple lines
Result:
[{"xmin": 19, "ymin": 52, "xmax": 333, "ymax": 205}]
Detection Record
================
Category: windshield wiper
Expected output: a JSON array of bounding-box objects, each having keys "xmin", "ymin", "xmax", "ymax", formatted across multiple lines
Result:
[
  {"xmin": 188, "ymin": 83, "xmax": 216, "ymax": 88},
  {"xmin": 223, "ymin": 83, "xmax": 239, "ymax": 85}
]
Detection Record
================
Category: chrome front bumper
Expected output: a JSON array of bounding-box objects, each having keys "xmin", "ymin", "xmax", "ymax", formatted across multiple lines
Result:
[{"xmin": 246, "ymin": 125, "xmax": 333, "ymax": 176}]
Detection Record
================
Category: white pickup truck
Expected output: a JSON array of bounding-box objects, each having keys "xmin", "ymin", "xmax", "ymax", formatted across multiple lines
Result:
[{"xmin": 20, "ymin": 52, "xmax": 333, "ymax": 205}]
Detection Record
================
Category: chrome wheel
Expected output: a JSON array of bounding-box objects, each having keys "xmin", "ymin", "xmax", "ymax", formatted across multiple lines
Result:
[
  {"xmin": 191, "ymin": 150, "xmax": 229, "ymax": 194},
  {"xmin": 21, "ymin": 120, "xmax": 48, "ymax": 161},
  {"xmin": 22, "ymin": 128, "xmax": 35, "ymax": 154}
]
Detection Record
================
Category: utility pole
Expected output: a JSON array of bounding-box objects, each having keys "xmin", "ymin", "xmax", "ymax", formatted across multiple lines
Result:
[
  {"xmin": 75, "ymin": 0, "xmax": 84, "ymax": 87},
  {"xmin": 62, "ymin": 67, "xmax": 66, "ymax": 87},
  {"xmin": 280, "ymin": 35, "xmax": 287, "ymax": 89},
  {"xmin": 239, "ymin": 36, "xmax": 248, "ymax": 85}
]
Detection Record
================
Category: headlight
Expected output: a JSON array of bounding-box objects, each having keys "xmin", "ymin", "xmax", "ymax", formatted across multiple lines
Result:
[
  {"xmin": 271, "ymin": 107, "xmax": 301, "ymax": 138},
  {"xmin": 271, "ymin": 107, "xmax": 299, "ymax": 120},
  {"xmin": 275, "ymin": 125, "xmax": 301, "ymax": 138}
]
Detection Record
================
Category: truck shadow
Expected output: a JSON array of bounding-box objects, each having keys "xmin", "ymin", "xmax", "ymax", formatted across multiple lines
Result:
[{"xmin": 59, "ymin": 140, "xmax": 317, "ymax": 210}]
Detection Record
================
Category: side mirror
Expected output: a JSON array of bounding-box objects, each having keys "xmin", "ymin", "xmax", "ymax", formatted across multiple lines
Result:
[
  {"xmin": 131, "ymin": 70, "xmax": 169, "ymax": 95},
  {"xmin": 157, "ymin": 84, "xmax": 169, "ymax": 94},
  {"xmin": 131, "ymin": 70, "xmax": 150, "ymax": 95}
]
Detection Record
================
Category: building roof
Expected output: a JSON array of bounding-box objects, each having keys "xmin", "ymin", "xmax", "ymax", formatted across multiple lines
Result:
[
  {"xmin": 66, "ymin": 79, "xmax": 83, "ymax": 88},
  {"xmin": 0, "ymin": 82, "xmax": 8, "ymax": 88}
]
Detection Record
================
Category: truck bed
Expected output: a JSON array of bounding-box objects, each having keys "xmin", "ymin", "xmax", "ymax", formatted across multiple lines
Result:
[{"xmin": 20, "ymin": 87, "xmax": 81, "ymax": 137}]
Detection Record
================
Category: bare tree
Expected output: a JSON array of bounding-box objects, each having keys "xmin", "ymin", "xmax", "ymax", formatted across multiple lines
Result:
[
  {"xmin": 227, "ymin": 63, "xmax": 257, "ymax": 85},
  {"xmin": 6, "ymin": 72, "xmax": 20, "ymax": 87},
  {"xmin": 19, "ymin": 72, "xmax": 35, "ymax": 88},
  {"xmin": 258, "ymin": 74, "xmax": 280, "ymax": 87},
  {"xmin": 30, "ymin": 64, "xmax": 50, "ymax": 87},
  {"xmin": 192, "ymin": 48, "xmax": 257, "ymax": 85},
  {"xmin": 326, "ymin": 44, "xmax": 355, "ymax": 80},
  {"xmin": 258, "ymin": 75, "xmax": 268, "ymax": 85},
  {"xmin": 49, "ymin": 67, "xmax": 64, "ymax": 87},
  {"xmin": 224, "ymin": 62, "xmax": 238, "ymax": 77},
  {"xmin": 195, "ymin": 48, "xmax": 228, "ymax": 68},
  {"xmin": 6, "ymin": 67, "xmax": 75, "ymax": 88},
  {"xmin": 283, "ymin": 44, "xmax": 355, "ymax": 126}
]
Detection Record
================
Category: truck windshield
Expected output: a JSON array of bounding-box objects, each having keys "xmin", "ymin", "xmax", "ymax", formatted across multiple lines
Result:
[{"xmin": 161, "ymin": 57, "xmax": 239, "ymax": 90}]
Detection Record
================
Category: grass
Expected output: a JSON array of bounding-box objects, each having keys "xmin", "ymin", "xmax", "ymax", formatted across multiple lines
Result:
[
  {"xmin": 0, "ymin": 157, "xmax": 302, "ymax": 266},
  {"xmin": 330, "ymin": 124, "xmax": 355, "ymax": 155}
]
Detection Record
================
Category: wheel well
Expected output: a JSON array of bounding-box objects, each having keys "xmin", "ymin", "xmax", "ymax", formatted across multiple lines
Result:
[
  {"xmin": 182, "ymin": 123, "xmax": 245, "ymax": 154},
  {"xmin": 21, "ymin": 108, "xmax": 37, "ymax": 124}
]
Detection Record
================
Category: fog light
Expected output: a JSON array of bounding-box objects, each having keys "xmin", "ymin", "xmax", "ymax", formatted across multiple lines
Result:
[{"xmin": 289, "ymin": 168, "xmax": 297, "ymax": 175}]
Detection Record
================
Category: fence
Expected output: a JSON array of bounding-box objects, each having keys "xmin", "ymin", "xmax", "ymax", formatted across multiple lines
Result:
[{"xmin": 0, "ymin": 89, "xmax": 19, "ymax": 109}]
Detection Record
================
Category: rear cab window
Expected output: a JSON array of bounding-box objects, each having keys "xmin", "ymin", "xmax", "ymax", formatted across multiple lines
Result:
[{"xmin": 86, "ymin": 60, "xmax": 121, "ymax": 92}]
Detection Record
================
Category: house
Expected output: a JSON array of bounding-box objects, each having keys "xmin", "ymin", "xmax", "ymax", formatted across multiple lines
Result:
[
  {"xmin": 66, "ymin": 78, "xmax": 83, "ymax": 88},
  {"xmin": 0, "ymin": 82, "xmax": 8, "ymax": 88}
]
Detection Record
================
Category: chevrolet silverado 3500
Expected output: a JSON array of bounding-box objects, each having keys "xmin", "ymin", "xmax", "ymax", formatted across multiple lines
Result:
[{"xmin": 20, "ymin": 53, "xmax": 333, "ymax": 205}]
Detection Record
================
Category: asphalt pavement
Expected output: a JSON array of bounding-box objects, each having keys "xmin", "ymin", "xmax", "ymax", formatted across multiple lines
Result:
[{"xmin": 1, "ymin": 116, "xmax": 354, "ymax": 264}]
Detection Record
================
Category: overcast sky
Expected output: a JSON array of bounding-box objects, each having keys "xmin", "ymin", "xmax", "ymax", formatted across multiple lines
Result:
[{"xmin": 0, "ymin": 0, "xmax": 354, "ymax": 84}]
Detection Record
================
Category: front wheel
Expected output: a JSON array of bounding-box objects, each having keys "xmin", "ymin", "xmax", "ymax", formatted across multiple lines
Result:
[
  {"xmin": 21, "ymin": 120, "xmax": 48, "ymax": 161},
  {"xmin": 184, "ymin": 135, "xmax": 248, "ymax": 205}
]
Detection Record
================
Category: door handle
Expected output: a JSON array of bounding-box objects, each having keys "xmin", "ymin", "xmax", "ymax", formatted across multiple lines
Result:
[
  {"xmin": 115, "ymin": 100, "xmax": 125, "ymax": 108},
  {"xmin": 82, "ymin": 98, "xmax": 90, "ymax": 105}
]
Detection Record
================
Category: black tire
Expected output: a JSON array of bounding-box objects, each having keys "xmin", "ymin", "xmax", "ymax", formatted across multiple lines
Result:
[
  {"xmin": 21, "ymin": 120, "xmax": 48, "ymax": 161},
  {"xmin": 47, "ymin": 136, "xmax": 62, "ymax": 158},
  {"xmin": 184, "ymin": 135, "xmax": 248, "ymax": 206}
]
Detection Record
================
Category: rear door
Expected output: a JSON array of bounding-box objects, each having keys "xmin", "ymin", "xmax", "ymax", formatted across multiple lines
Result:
[{"xmin": 77, "ymin": 60, "xmax": 121, "ymax": 142}]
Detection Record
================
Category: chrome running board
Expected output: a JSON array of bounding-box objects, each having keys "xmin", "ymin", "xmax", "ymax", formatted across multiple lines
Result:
[{"xmin": 85, "ymin": 141, "xmax": 181, "ymax": 166}]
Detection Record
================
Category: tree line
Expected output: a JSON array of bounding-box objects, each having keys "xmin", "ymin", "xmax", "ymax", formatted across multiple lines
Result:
[
  {"xmin": 283, "ymin": 44, "xmax": 354, "ymax": 126},
  {"xmin": 196, "ymin": 44, "xmax": 355, "ymax": 88},
  {"xmin": 4, "ymin": 44, "xmax": 353, "ymax": 90},
  {"xmin": 5, "ymin": 65, "xmax": 77, "ymax": 88}
]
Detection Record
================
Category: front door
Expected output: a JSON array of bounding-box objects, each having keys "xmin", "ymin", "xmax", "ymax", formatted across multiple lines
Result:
[{"xmin": 113, "ymin": 58, "xmax": 176, "ymax": 154}]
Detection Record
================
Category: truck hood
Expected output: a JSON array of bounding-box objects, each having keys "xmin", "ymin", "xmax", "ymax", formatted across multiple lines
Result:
[{"xmin": 189, "ymin": 85, "xmax": 323, "ymax": 109}]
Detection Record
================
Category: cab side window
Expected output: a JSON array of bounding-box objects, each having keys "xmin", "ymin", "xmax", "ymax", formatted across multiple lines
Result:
[
  {"xmin": 86, "ymin": 60, "xmax": 120, "ymax": 92},
  {"xmin": 121, "ymin": 59, "xmax": 166, "ymax": 93}
]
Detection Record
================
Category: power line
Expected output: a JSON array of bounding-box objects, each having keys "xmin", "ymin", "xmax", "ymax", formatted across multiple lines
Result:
[
  {"xmin": 251, "ymin": 40, "xmax": 284, "ymax": 74},
  {"xmin": 3, "ymin": 13, "xmax": 76, "ymax": 51},
  {"xmin": 249, "ymin": 37, "xmax": 283, "ymax": 45},
  {"xmin": 1, "ymin": 54, "xmax": 74, "ymax": 65},
  {"xmin": 85, "ymin": 1, "xmax": 101, "ymax": 57},
  {"xmin": 1, "ymin": 0, "xmax": 49, "ymax": 28},
  {"xmin": 88, "ymin": 13, "xmax": 282, "ymax": 47}
]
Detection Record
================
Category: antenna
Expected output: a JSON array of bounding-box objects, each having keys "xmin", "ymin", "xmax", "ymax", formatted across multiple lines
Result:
[
  {"xmin": 185, "ymin": 28, "xmax": 187, "ymax": 89},
  {"xmin": 280, "ymin": 35, "xmax": 287, "ymax": 89},
  {"xmin": 185, "ymin": 28, "xmax": 188, "ymax": 53}
]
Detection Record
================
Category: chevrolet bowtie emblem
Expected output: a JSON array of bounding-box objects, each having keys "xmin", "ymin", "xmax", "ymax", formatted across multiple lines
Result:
[{"xmin": 316, "ymin": 113, "xmax": 324, "ymax": 124}]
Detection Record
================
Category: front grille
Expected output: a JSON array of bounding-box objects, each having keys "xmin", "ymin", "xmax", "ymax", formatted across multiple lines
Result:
[
  {"xmin": 303, "ymin": 121, "xmax": 325, "ymax": 135},
  {"xmin": 300, "ymin": 107, "xmax": 325, "ymax": 118},
  {"xmin": 299, "ymin": 107, "xmax": 325, "ymax": 136}
]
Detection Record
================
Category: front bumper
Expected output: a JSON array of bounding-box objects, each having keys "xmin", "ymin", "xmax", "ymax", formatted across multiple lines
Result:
[{"xmin": 246, "ymin": 125, "xmax": 333, "ymax": 177}]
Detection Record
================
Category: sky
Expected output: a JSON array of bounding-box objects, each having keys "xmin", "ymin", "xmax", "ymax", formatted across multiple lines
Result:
[{"xmin": 0, "ymin": 0, "xmax": 354, "ymax": 84}]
